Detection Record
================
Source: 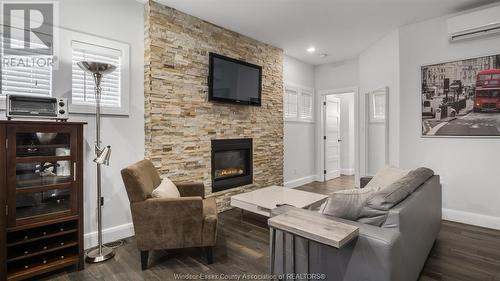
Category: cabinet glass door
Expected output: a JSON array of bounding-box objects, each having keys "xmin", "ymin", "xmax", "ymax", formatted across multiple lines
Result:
[
  {"xmin": 16, "ymin": 132, "xmax": 71, "ymax": 158},
  {"xmin": 7, "ymin": 126, "xmax": 77, "ymax": 226},
  {"xmin": 16, "ymin": 188, "xmax": 71, "ymax": 219},
  {"xmin": 16, "ymin": 160, "xmax": 73, "ymax": 189}
]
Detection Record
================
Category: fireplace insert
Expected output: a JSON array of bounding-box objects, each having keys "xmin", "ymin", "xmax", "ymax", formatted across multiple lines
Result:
[{"xmin": 211, "ymin": 138, "xmax": 252, "ymax": 192}]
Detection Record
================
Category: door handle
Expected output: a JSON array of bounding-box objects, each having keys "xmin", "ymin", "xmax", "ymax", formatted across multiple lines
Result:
[
  {"xmin": 338, "ymin": 139, "xmax": 342, "ymax": 142},
  {"xmin": 73, "ymin": 162, "xmax": 77, "ymax": 182}
]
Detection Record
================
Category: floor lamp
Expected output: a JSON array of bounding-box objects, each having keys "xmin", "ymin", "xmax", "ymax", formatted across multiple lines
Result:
[{"xmin": 77, "ymin": 61, "xmax": 116, "ymax": 263}]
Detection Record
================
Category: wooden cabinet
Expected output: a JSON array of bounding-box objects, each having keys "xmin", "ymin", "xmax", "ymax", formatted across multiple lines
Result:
[{"xmin": 0, "ymin": 121, "xmax": 85, "ymax": 281}]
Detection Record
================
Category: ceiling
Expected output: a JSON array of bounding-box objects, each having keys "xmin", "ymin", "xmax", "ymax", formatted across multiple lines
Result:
[{"xmin": 154, "ymin": 0, "xmax": 499, "ymax": 65}]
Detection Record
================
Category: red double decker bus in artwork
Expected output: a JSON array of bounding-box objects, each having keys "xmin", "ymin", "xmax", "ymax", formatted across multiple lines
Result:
[{"xmin": 474, "ymin": 69, "xmax": 500, "ymax": 112}]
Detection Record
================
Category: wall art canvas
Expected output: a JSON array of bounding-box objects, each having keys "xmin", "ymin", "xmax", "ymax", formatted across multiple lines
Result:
[{"xmin": 421, "ymin": 54, "xmax": 500, "ymax": 137}]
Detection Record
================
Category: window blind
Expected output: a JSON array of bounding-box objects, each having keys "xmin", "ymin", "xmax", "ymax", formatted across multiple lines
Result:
[
  {"xmin": 71, "ymin": 41, "xmax": 121, "ymax": 108},
  {"xmin": 284, "ymin": 87, "xmax": 298, "ymax": 118},
  {"xmin": 1, "ymin": 37, "xmax": 52, "ymax": 96},
  {"xmin": 300, "ymin": 90, "xmax": 313, "ymax": 119}
]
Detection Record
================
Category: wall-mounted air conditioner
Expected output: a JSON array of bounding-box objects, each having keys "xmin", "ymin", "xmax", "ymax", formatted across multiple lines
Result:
[{"xmin": 447, "ymin": 5, "xmax": 500, "ymax": 42}]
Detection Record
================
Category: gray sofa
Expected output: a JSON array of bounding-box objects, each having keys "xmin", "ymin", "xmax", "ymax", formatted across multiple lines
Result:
[{"xmin": 270, "ymin": 173, "xmax": 442, "ymax": 281}]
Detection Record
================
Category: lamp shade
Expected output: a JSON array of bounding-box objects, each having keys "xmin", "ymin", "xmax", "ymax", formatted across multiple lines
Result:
[
  {"xmin": 93, "ymin": 146, "xmax": 111, "ymax": 166},
  {"xmin": 77, "ymin": 61, "xmax": 116, "ymax": 75}
]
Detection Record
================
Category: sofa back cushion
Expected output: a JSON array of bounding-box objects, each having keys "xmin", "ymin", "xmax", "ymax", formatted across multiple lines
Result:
[
  {"xmin": 363, "ymin": 166, "xmax": 409, "ymax": 190},
  {"xmin": 121, "ymin": 159, "xmax": 162, "ymax": 202},
  {"xmin": 358, "ymin": 167, "xmax": 434, "ymax": 226}
]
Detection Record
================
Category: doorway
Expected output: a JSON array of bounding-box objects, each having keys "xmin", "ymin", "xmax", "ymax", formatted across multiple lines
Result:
[{"xmin": 318, "ymin": 88, "xmax": 358, "ymax": 182}]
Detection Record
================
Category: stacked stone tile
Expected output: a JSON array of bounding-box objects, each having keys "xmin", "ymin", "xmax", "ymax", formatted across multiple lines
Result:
[{"xmin": 144, "ymin": 1, "xmax": 284, "ymax": 211}]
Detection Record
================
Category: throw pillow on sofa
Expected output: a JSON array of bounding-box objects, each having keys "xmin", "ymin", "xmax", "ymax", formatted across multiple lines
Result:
[
  {"xmin": 318, "ymin": 187, "xmax": 378, "ymax": 220},
  {"xmin": 151, "ymin": 177, "xmax": 180, "ymax": 198},
  {"xmin": 364, "ymin": 166, "xmax": 409, "ymax": 190}
]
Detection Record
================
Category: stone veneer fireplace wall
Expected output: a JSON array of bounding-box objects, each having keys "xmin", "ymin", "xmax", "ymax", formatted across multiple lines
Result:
[{"xmin": 144, "ymin": 1, "xmax": 284, "ymax": 211}]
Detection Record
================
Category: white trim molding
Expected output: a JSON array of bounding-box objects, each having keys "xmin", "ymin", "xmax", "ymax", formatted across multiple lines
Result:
[
  {"xmin": 84, "ymin": 223, "xmax": 135, "ymax": 249},
  {"xmin": 284, "ymin": 175, "xmax": 317, "ymax": 188},
  {"xmin": 340, "ymin": 168, "xmax": 355, "ymax": 175},
  {"xmin": 442, "ymin": 208, "xmax": 500, "ymax": 230}
]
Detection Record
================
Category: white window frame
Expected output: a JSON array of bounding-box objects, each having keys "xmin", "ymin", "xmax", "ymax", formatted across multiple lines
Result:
[
  {"xmin": 64, "ymin": 30, "xmax": 130, "ymax": 116},
  {"xmin": 369, "ymin": 90, "xmax": 386, "ymax": 123},
  {"xmin": 299, "ymin": 88, "xmax": 314, "ymax": 122},
  {"xmin": 284, "ymin": 84, "xmax": 299, "ymax": 120},
  {"xmin": 284, "ymin": 82, "xmax": 314, "ymax": 123}
]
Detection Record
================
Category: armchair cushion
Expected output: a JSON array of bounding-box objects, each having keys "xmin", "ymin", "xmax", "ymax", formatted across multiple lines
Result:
[{"xmin": 121, "ymin": 160, "xmax": 161, "ymax": 202}]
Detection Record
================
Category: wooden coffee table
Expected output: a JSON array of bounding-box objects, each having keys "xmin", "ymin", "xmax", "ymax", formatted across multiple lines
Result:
[{"xmin": 230, "ymin": 186, "xmax": 328, "ymax": 217}]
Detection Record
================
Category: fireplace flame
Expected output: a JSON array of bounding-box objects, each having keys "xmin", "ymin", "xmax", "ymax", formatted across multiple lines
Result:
[{"xmin": 216, "ymin": 168, "xmax": 244, "ymax": 178}]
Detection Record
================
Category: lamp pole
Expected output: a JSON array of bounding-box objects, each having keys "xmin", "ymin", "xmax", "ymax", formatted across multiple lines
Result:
[
  {"xmin": 78, "ymin": 61, "xmax": 116, "ymax": 263},
  {"xmin": 93, "ymin": 72, "xmax": 104, "ymax": 259}
]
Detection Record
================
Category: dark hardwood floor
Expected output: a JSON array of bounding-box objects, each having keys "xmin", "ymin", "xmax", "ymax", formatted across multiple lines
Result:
[
  {"xmin": 295, "ymin": 175, "xmax": 354, "ymax": 194},
  {"xmin": 43, "ymin": 176, "xmax": 500, "ymax": 281}
]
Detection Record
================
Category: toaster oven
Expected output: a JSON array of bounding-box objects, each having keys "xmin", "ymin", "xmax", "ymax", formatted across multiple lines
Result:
[{"xmin": 6, "ymin": 94, "xmax": 69, "ymax": 121}]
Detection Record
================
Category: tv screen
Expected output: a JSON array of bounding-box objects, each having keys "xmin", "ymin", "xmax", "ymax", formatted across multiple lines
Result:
[{"xmin": 208, "ymin": 53, "xmax": 262, "ymax": 106}]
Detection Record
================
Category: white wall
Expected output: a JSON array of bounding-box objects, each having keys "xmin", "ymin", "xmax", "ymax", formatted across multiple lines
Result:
[
  {"xmin": 53, "ymin": 0, "xmax": 145, "ymax": 247},
  {"xmin": 283, "ymin": 56, "xmax": 316, "ymax": 187},
  {"xmin": 399, "ymin": 12, "xmax": 500, "ymax": 230},
  {"xmin": 315, "ymin": 59, "xmax": 359, "ymax": 91},
  {"xmin": 0, "ymin": 0, "xmax": 144, "ymax": 248},
  {"xmin": 358, "ymin": 30, "xmax": 400, "ymax": 176}
]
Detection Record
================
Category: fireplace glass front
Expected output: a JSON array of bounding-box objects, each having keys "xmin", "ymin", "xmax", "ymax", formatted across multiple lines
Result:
[{"xmin": 211, "ymin": 139, "xmax": 252, "ymax": 192}]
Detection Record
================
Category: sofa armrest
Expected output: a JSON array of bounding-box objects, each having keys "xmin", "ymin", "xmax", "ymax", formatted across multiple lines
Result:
[
  {"xmin": 360, "ymin": 176, "xmax": 373, "ymax": 188},
  {"xmin": 175, "ymin": 182, "xmax": 205, "ymax": 198},
  {"xmin": 270, "ymin": 207, "xmax": 401, "ymax": 280},
  {"xmin": 130, "ymin": 197, "xmax": 204, "ymax": 250},
  {"xmin": 271, "ymin": 206, "xmax": 399, "ymax": 246}
]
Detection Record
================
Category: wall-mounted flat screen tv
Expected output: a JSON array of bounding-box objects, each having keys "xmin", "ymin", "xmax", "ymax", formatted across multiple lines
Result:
[{"xmin": 208, "ymin": 53, "xmax": 262, "ymax": 106}]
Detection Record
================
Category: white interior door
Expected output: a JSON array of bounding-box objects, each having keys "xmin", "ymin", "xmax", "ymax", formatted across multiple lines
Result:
[{"xmin": 324, "ymin": 96, "xmax": 341, "ymax": 181}]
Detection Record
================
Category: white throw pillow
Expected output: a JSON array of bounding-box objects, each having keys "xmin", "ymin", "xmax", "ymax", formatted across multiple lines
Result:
[
  {"xmin": 151, "ymin": 178, "xmax": 180, "ymax": 198},
  {"xmin": 364, "ymin": 166, "xmax": 409, "ymax": 191}
]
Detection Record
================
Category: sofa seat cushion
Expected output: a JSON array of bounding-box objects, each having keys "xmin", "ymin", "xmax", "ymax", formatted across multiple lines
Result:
[
  {"xmin": 364, "ymin": 166, "xmax": 409, "ymax": 190},
  {"xmin": 151, "ymin": 178, "xmax": 181, "ymax": 198},
  {"xmin": 319, "ymin": 187, "xmax": 378, "ymax": 220}
]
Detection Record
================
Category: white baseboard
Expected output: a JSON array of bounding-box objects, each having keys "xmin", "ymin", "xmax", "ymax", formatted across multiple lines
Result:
[
  {"xmin": 84, "ymin": 223, "xmax": 135, "ymax": 250},
  {"xmin": 284, "ymin": 175, "xmax": 316, "ymax": 188},
  {"xmin": 340, "ymin": 168, "xmax": 355, "ymax": 175},
  {"xmin": 442, "ymin": 208, "xmax": 500, "ymax": 230}
]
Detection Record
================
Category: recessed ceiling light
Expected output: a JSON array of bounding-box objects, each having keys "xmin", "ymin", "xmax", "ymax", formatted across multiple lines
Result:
[
  {"xmin": 319, "ymin": 53, "xmax": 328, "ymax": 58},
  {"xmin": 307, "ymin": 47, "xmax": 316, "ymax": 53}
]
